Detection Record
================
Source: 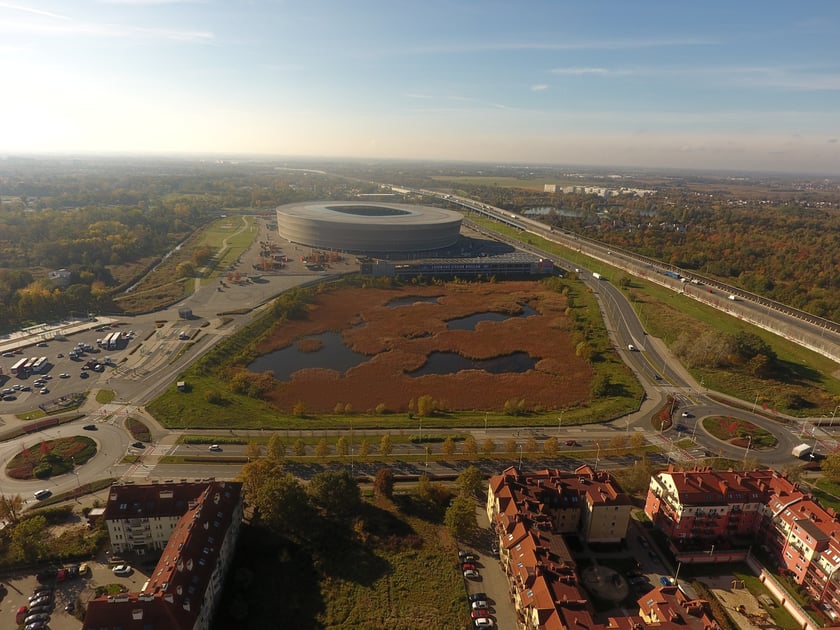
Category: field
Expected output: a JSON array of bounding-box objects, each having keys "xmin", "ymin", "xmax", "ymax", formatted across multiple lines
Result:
[{"xmin": 251, "ymin": 282, "xmax": 592, "ymax": 414}]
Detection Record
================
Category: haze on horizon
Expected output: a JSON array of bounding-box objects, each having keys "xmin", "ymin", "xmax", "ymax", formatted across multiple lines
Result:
[{"xmin": 1, "ymin": 0, "xmax": 839, "ymax": 175}]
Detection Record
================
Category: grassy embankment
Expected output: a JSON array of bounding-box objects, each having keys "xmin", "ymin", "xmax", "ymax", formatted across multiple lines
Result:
[{"xmin": 467, "ymin": 214, "xmax": 840, "ymax": 416}]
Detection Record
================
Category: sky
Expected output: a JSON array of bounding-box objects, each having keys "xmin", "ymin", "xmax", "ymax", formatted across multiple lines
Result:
[{"xmin": 1, "ymin": 0, "xmax": 839, "ymax": 173}]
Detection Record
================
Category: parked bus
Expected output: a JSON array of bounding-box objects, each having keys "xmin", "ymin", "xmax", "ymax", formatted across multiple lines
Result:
[
  {"xmin": 10, "ymin": 357, "xmax": 28, "ymax": 375},
  {"xmin": 106, "ymin": 331, "xmax": 121, "ymax": 350},
  {"xmin": 23, "ymin": 356, "xmax": 38, "ymax": 371},
  {"xmin": 30, "ymin": 357, "xmax": 48, "ymax": 373}
]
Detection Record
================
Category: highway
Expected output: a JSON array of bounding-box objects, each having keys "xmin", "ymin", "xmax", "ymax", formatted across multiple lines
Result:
[{"xmin": 0, "ymin": 207, "xmax": 835, "ymax": 503}]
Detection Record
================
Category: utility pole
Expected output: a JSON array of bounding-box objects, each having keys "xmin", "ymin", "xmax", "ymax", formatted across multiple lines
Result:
[{"xmin": 558, "ymin": 412, "xmax": 563, "ymax": 436}]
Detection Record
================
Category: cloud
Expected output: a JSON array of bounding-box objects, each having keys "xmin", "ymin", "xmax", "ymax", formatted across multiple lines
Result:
[
  {"xmin": 829, "ymin": 138, "xmax": 838, "ymax": 144},
  {"xmin": 99, "ymin": 0, "xmax": 205, "ymax": 4},
  {"xmin": 0, "ymin": 15, "xmax": 213, "ymax": 41},
  {"xmin": 394, "ymin": 37, "xmax": 716, "ymax": 57},
  {"xmin": 530, "ymin": 84, "xmax": 548, "ymax": 92},
  {"xmin": 0, "ymin": 1, "xmax": 69, "ymax": 19}
]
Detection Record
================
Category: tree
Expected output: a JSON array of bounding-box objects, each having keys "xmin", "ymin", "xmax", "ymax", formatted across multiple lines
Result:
[
  {"xmin": 292, "ymin": 401, "xmax": 307, "ymax": 417},
  {"xmin": 358, "ymin": 439, "xmax": 370, "ymax": 457},
  {"xmin": 629, "ymin": 432, "xmax": 646, "ymax": 453},
  {"xmin": 238, "ymin": 458, "xmax": 284, "ymax": 501},
  {"xmin": 543, "ymin": 437, "xmax": 558, "ymax": 457},
  {"xmin": 463, "ymin": 435, "xmax": 477, "ymax": 455},
  {"xmin": 292, "ymin": 439, "xmax": 306, "ymax": 456},
  {"xmin": 246, "ymin": 441, "xmax": 262, "ymax": 460},
  {"xmin": 445, "ymin": 494, "xmax": 477, "ymax": 539},
  {"xmin": 457, "ymin": 465, "xmax": 484, "ymax": 498},
  {"xmin": 0, "ymin": 494, "xmax": 23, "ymax": 525},
  {"xmin": 267, "ymin": 434, "xmax": 286, "ymax": 460},
  {"xmin": 525, "ymin": 436, "xmax": 538, "ymax": 453},
  {"xmin": 379, "ymin": 434, "xmax": 392, "ymax": 456},
  {"xmin": 609, "ymin": 435, "xmax": 628, "ymax": 451},
  {"xmin": 442, "ymin": 436, "xmax": 456, "ymax": 456},
  {"xmin": 590, "ymin": 374, "xmax": 611, "ymax": 398},
  {"xmin": 482, "ymin": 437, "xmax": 496, "ymax": 454},
  {"xmin": 308, "ymin": 469, "xmax": 361, "ymax": 516},
  {"xmin": 10, "ymin": 514, "xmax": 48, "ymax": 563},
  {"xmin": 314, "ymin": 439, "xmax": 329, "ymax": 457},
  {"xmin": 336, "ymin": 436, "xmax": 349, "ymax": 456},
  {"xmin": 417, "ymin": 394, "xmax": 435, "ymax": 417},
  {"xmin": 373, "ymin": 467, "xmax": 395, "ymax": 500},
  {"xmin": 816, "ymin": 452, "xmax": 840, "ymax": 481},
  {"xmin": 503, "ymin": 437, "xmax": 517, "ymax": 454},
  {"xmin": 254, "ymin": 472, "xmax": 311, "ymax": 538}
]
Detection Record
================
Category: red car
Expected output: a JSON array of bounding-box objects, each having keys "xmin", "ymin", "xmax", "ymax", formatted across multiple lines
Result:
[
  {"xmin": 461, "ymin": 563, "xmax": 477, "ymax": 572},
  {"xmin": 471, "ymin": 609, "xmax": 491, "ymax": 619}
]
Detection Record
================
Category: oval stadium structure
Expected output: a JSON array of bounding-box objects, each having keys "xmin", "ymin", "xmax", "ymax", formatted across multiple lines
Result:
[{"xmin": 275, "ymin": 202, "xmax": 463, "ymax": 253}]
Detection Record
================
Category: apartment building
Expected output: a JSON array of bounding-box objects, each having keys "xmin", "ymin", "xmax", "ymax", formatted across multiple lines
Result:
[
  {"xmin": 84, "ymin": 480, "xmax": 243, "ymax": 630},
  {"xmin": 486, "ymin": 466, "xmax": 718, "ymax": 629},
  {"xmin": 645, "ymin": 466, "xmax": 840, "ymax": 622},
  {"xmin": 103, "ymin": 481, "xmax": 209, "ymax": 554}
]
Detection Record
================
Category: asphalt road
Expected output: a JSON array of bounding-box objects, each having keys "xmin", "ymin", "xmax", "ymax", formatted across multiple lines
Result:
[{"xmin": 0, "ymin": 214, "xmax": 834, "ymax": 502}]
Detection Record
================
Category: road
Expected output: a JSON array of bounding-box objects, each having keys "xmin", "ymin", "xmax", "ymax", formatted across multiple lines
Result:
[{"xmin": 0, "ymin": 210, "xmax": 833, "ymax": 502}]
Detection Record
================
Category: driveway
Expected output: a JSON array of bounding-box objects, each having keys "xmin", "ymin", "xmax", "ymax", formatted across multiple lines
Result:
[
  {"xmin": 459, "ymin": 504, "xmax": 517, "ymax": 630},
  {"xmin": 1, "ymin": 557, "xmax": 150, "ymax": 629}
]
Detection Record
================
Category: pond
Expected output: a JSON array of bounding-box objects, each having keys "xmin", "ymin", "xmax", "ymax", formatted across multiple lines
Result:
[
  {"xmin": 408, "ymin": 351, "xmax": 535, "ymax": 376},
  {"xmin": 386, "ymin": 295, "xmax": 442, "ymax": 308},
  {"xmin": 446, "ymin": 305, "xmax": 537, "ymax": 331},
  {"xmin": 247, "ymin": 331, "xmax": 368, "ymax": 380}
]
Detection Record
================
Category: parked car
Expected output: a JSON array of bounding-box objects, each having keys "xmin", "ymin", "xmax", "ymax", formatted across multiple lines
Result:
[
  {"xmin": 39, "ymin": 388, "xmax": 49, "ymax": 394},
  {"xmin": 474, "ymin": 618, "xmax": 495, "ymax": 628},
  {"xmin": 471, "ymin": 609, "xmax": 492, "ymax": 619},
  {"xmin": 675, "ymin": 424, "xmax": 687, "ymax": 432},
  {"xmin": 112, "ymin": 564, "xmax": 132, "ymax": 576},
  {"xmin": 78, "ymin": 562, "xmax": 90, "ymax": 576},
  {"xmin": 16, "ymin": 605, "xmax": 29, "ymax": 624},
  {"xmin": 460, "ymin": 554, "xmax": 477, "ymax": 564},
  {"xmin": 463, "ymin": 568, "xmax": 480, "ymax": 578},
  {"xmin": 132, "ymin": 441, "xmax": 146, "ymax": 449},
  {"xmin": 59, "ymin": 372, "xmax": 70, "ymax": 378},
  {"xmin": 468, "ymin": 592, "xmax": 487, "ymax": 602},
  {"xmin": 33, "ymin": 489, "xmax": 51, "ymax": 500},
  {"xmin": 471, "ymin": 600, "xmax": 489, "ymax": 610},
  {"xmin": 80, "ymin": 371, "xmax": 89, "ymax": 378},
  {"xmin": 461, "ymin": 563, "xmax": 478, "ymax": 572},
  {"xmin": 660, "ymin": 576, "xmax": 672, "ymax": 586},
  {"xmin": 24, "ymin": 612, "xmax": 50, "ymax": 625}
]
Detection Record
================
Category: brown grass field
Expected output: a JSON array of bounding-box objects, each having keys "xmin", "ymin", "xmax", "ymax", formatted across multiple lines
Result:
[{"xmin": 249, "ymin": 281, "xmax": 593, "ymax": 413}]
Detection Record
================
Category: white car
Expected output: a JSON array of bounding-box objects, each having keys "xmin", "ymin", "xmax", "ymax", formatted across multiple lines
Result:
[
  {"xmin": 112, "ymin": 564, "xmax": 132, "ymax": 576},
  {"xmin": 474, "ymin": 619, "xmax": 495, "ymax": 628},
  {"xmin": 471, "ymin": 600, "xmax": 489, "ymax": 610},
  {"xmin": 208, "ymin": 444, "xmax": 222, "ymax": 452},
  {"xmin": 59, "ymin": 372, "xmax": 70, "ymax": 378},
  {"xmin": 463, "ymin": 568, "xmax": 479, "ymax": 578}
]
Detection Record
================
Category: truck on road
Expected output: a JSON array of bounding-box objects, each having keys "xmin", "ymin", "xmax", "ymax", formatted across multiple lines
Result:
[
  {"xmin": 592, "ymin": 272, "xmax": 603, "ymax": 280},
  {"xmin": 792, "ymin": 443, "xmax": 813, "ymax": 459}
]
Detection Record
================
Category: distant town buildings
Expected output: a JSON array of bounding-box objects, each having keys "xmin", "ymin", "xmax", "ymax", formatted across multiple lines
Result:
[
  {"xmin": 543, "ymin": 184, "xmax": 656, "ymax": 198},
  {"xmin": 486, "ymin": 466, "xmax": 718, "ymax": 630},
  {"xmin": 48, "ymin": 268, "xmax": 72, "ymax": 287},
  {"xmin": 84, "ymin": 480, "xmax": 243, "ymax": 630}
]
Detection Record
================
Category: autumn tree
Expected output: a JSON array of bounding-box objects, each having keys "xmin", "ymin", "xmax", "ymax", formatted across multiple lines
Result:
[
  {"xmin": 379, "ymin": 434, "xmax": 392, "ymax": 456},
  {"xmin": 254, "ymin": 472, "xmax": 311, "ymax": 539},
  {"xmin": 292, "ymin": 439, "xmax": 306, "ymax": 456},
  {"xmin": 238, "ymin": 458, "xmax": 284, "ymax": 501},
  {"xmin": 308, "ymin": 469, "xmax": 361, "ymax": 516},
  {"xmin": 463, "ymin": 435, "xmax": 477, "ymax": 455},
  {"xmin": 442, "ymin": 436, "xmax": 456, "ymax": 456},
  {"xmin": 373, "ymin": 467, "xmax": 395, "ymax": 499},
  {"xmin": 246, "ymin": 441, "xmax": 262, "ymax": 460},
  {"xmin": 482, "ymin": 438, "xmax": 496, "ymax": 454},
  {"xmin": 543, "ymin": 437, "xmax": 558, "ymax": 457},
  {"xmin": 457, "ymin": 466, "xmax": 484, "ymax": 498},
  {"xmin": 314, "ymin": 439, "xmax": 329, "ymax": 457},
  {"xmin": 336, "ymin": 436, "xmax": 349, "ymax": 456},
  {"xmin": 417, "ymin": 394, "xmax": 436, "ymax": 417},
  {"xmin": 267, "ymin": 434, "xmax": 285, "ymax": 459},
  {"xmin": 0, "ymin": 494, "xmax": 23, "ymax": 525},
  {"xmin": 358, "ymin": 439, "xmax": 370, "ymax": 457},
  {"xmin": 504, "ymin": 437, "xmax": 517, "ymax": 453},
  {"xmin": 445, "ymin": 494, "xmax": 477, "ymax": 540}
]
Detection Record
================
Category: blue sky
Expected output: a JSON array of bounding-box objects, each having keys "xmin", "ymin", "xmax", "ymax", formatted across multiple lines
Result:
[{"xmin": 1, "ymin": 0, "xmax": 839, "ymax": 173}]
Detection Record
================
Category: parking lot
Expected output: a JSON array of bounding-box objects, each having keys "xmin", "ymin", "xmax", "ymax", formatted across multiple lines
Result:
[{"xmin": 1, "ymin": 556, "xmax": 149, "ymax": 629}]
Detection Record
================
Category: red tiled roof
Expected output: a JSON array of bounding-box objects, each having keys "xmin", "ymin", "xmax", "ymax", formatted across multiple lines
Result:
[{"xmin": 84, "ymin": 481, "xmax": 242, "ymax": 630}]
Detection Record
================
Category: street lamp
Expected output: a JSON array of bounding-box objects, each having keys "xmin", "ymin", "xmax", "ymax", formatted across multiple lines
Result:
[
  {"xmin": 557, "ymin": 412, "xmax": 564, "ymax": 436},
  {"xmin": 484, "ymin": 412, "xmax": 488, "ymax": 434},
  {"xmin": 594, "ymin": 441, "xmax": 601, "ymax": 472},
  {"xmin": 518, "ymin": 444, "xmax": 523, "ymax": 469},
  {"xmin": 743, "ymin": 435, "xmax": 752, "ymax": 467},
  {"xmin": 831, "ymin": 405, "xmax": 839, "ymax": 427}
]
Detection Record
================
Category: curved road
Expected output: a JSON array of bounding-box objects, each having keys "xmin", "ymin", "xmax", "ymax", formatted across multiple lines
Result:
[{"xmin": 0, "ymin": 210, "xmax": 832, "ymax": 503}]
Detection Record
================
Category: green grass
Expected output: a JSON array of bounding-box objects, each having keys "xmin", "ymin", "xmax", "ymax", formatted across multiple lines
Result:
[
  {"xmin": 701, "ymin": 416, "xmax": 777, "ymax": 447},
  {"xmin": 95, "ymin": 389, "xmax": 116, "ymax": 404},
  {"xmin": 811, "ymin": 479, "xmax": 840, "ymax": 513},
  {"xmin": 194, "ymin": 215, "xmax": 258, "ymax": 280}
]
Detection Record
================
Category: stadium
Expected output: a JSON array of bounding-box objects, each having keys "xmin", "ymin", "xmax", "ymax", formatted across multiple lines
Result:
[{"xmin": 275, "ymin": 202, "xmax": 463, "ymax": 254}]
